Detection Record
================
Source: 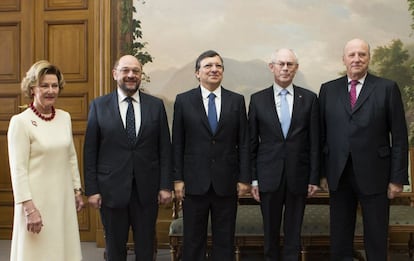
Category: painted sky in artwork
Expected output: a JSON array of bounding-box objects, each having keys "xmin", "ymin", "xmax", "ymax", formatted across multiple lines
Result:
[{"xmin": 136, "ymin": 0, "xmax": 413, "ymax": 94}]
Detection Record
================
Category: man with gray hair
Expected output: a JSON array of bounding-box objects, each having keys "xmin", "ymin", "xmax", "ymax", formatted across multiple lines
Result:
[{"xmin": 249, "ymin": 48, "xmax": 320, "ymax": 260}]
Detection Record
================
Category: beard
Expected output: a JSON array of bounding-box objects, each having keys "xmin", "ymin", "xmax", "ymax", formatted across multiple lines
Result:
[{"xmin": 119, "ymin": 78, "xmax": 140, "ymax": 96}]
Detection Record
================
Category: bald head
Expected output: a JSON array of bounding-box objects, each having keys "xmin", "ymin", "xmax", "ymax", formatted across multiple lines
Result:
[
  {"xmin": 114, "ymin": 55, "xmax": 142, "ymax": 70},
  {"xmin": 112, "ymin": 55, "xmax": 142, "ymax": 96},
  {"xmin": 342, "ymin": 38, "xmax": 370, "ymax": 80},
  {"xmin": 343, "ymin": 39, "xmax": 370, "ymax": 57}
]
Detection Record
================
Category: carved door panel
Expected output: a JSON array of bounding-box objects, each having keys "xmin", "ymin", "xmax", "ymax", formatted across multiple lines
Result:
[{"xmin": 0, "ymin": 0, "xmax": 112, "ymax": 242}]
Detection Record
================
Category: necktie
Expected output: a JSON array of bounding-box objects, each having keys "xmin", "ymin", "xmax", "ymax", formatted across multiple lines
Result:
[
  {"xmin": 125, "ymin": 97, "xmax": 136, "ymax": 145},
  {"xmin": 350, "ymin": 80, "xmax": 358, "ymax": 109},
  {"xmin": 208, "ymin": 93, "xmax": 218, "ymax": 133},
  {"xmin": 279, "ymin": 89, "xmax": 290, "ymax": 138}
]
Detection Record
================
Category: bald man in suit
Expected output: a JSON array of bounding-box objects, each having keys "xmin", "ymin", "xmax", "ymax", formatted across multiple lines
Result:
[
  {"xmin": 319, "ymin": 39, "xmax": 409, "ymax": 261},
  {"xmin": 84, "ymin": 55, "xmax": 172, "ymax": 261}
]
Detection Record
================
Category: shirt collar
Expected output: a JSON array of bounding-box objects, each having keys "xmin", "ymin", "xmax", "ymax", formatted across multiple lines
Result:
[
  {"xmin": 117, "ymin": 88, "xmax": 140, "ymax": 103},
  {"xmin": 200, "ymin": 85, "xmax": 222, "ymax": 99},
  {"xmin": 273, "ymin": 83, "xmax": 294, "ymax": 95},
  {"xmin": 347, "ymin": 73, "xmax": 367, "ymax": 85}
]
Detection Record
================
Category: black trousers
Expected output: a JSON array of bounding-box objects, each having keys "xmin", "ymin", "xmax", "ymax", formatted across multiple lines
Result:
[
  {"xmin": 260, "ymin": 172, "xmax": 306, "ymax": 261},
  {"xmin": 182, "ymin": 186, "xmax": 238, "ymax": 261},
  {"xmin": 330, "ymin": 156, "xmax": 389, "ymax": 261},
  {"xmin": 100, "ymin": 182, "xmax": 158, "ymax": 261}
]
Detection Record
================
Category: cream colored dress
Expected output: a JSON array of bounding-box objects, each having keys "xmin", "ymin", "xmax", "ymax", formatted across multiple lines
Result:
[{"xmin": 8, "ymin": 108, "xmax": 82, "ymax": 261}]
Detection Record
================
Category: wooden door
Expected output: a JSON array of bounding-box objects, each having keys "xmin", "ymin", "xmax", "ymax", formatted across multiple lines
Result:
[{"xmin": 0, "ymin": 0, "xmax": 112, "ymax": 242}]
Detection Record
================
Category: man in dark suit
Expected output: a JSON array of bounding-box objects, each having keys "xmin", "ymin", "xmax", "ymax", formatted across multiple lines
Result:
[
  {"xmin": 249, "ymin": 48, "xmax": 320, "ymax": 261},
  {"xmin": 84, "ymin": 55, "xmax": 172, "ymax": 261},
  {"xmin": 319, "ymin": 38, "xmax": 409, "ymax": 261},
  {"xmin": 172, "ymin": 50, "xmax": 251, "ymax": 261}
]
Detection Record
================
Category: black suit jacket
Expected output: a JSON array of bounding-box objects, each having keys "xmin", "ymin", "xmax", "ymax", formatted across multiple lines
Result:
[
  {"xmin": 319, "ymin": 74, "xmax": 409, "ymax": 194},
  {"xmin": 172, "ymin": 86, "xmax": 250, "ymax": 196},
  {"xmin": 84, "ymin": 90, "xmax": 172, "ymax": 208},
  {"xmin": 249, "ymin": 85, "xmax": 320, "ymax": 194}
]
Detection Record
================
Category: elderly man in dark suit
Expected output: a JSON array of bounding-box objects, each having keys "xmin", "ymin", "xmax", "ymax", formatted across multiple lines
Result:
[
  {"xmin": 319, "ymin": 38, "xmax": 409, "ymax": 261},
  {"xmin": 172, "ymin": 50, "xmax": 251, "ymax": 261},
  {"xmin": 84, "ymin": 55, "xmax": 172, "ymax": 261},
  {"xmin": 249, "ymin": 48, "xmax": 320, "ymax": 261}
]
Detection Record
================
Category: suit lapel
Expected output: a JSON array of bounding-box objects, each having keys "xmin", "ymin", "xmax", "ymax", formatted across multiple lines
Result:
[
  {"xmin": 352, "ymin": 74, "xmax": 375, "ymax": 112},
  {"xmin": 191, "ymin": 87, "xmax": 211, "ymax": 132},
  {"xmin": 217, "ymin": 88, "xmax": 231, "ymax": 132},
  {"xmin": 111, "ymin": 91, "xmax": 125, "ymax": 130},
  {"xmin": 262, "ymin": 87, "xmax": 282, "ymax": 136},
  {"xmin": 289, "ymin": 85, "xmax": 304, "ymax": 137},
  {"xmin": 337, "ymin": 77, "xmax": 353, "ymax": 115},
  {"xmin": 137, "ymin": 91, "xmax": 147, "ymax": 141}
]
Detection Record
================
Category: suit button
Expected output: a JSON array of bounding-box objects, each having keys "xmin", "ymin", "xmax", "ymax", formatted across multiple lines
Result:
[
  {"xmin": 212, "ymin": 159, "xmax": 215, "ymax": 163},
  {"xmin": 212, "ymin": 140, "xmax": 216, "ymax": 144}
]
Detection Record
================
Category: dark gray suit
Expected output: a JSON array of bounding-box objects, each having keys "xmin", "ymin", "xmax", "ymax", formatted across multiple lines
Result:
[
  {"xmin": 319, "ymin": 73, "xmax": 409, "ymax": 260},
  {"xmin": 249, "ymin": 85, "xmax": 319, "ymax": 260},
  {"xmin": 172, "ymin": 86, "xmax": 250, "ymax": 261},
  {"xmin": 84, "ymin": 90, "xmax": 172, "ymax": 261}
]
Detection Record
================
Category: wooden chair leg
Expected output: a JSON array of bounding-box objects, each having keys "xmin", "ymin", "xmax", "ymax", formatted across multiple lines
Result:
[
  {"xmin": 234, "ymin": 246, "xmax": 241, "ymax": 261},
  {"xmin": 353, "ymin": 250, "xmax": 365, "ymax": 261},
  {"xmin": 169, "ymin": 245, "xmax": 177, "ymax": 261},
  {"xmin": 300, "ymin": 247, "xmax": 308, "ymax": 261}
]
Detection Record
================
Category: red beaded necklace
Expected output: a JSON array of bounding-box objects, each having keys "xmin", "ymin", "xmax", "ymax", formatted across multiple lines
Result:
[{"xmin": 29, "ymin": 102, "xmax": 56, "ymax": 121}]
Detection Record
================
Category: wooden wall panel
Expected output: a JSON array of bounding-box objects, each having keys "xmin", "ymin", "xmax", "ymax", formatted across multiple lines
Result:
[
  {"xmin": 0, "ymin": 205, "xmax": 13, "ymax": 238},
  {"xmin": 0, "ymin": 0, "xmax": 113, "ymax": 244},
  {"xmin": 0, "ymin": 96, "xmax": 20, "ymax": 120},
  {"xmin": 46, "ymin": 22, "xmax": 88, "ymax": 82},
  {"xmin": 45, "ymin": 0, "xmax": 87, "ymax": 10},
  {"xmin": 0, "ymin": 0, "xmax": 20, "ymax": 11},
  {"xmin": 0, "ymin": 133, "xmax": 12, "ymax": 239},
  {"xmin": 0, "ymin": 135, "xmax": 11, "ymax": 190},
  {"xmin": 0, "ymin": 23, "xmax": 20, "ymax": 83},
  {"xmin": 56, "ymin": 94, "xmax": 89, "ymax": 120}
]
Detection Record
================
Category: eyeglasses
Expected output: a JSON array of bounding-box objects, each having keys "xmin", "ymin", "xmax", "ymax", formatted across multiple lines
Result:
[
  {"xmin": 272, "ymin": 62, "xmax": 297, "ymax": 69},
  {"xmin": 118, "ymin": 67, "xmax": 141, "ymax": 75}
]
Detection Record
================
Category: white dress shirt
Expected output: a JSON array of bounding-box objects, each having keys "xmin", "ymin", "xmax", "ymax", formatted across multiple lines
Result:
[
  {"xmin": 117, "ymin": 88, "xmax": 141, "ymax": 135},
  {"xmin": 200, "ymin": 85, "xmax": 221, "ymax": 121},
  {"xmin": 347, "ymin": 74, "xmax": 366, "ymax": 99},
  {"xmin": 273, "ymin": 83, "xmax": 294, "ymax": 121}
]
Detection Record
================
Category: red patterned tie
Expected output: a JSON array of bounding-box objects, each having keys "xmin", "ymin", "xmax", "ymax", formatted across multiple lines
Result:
[{"xmin": 350, "ymin": 80, "xmax": 358, "ymax": 108}]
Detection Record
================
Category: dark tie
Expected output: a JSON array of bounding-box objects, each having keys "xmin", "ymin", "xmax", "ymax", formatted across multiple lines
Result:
[
  {"xmin": 280, "ymin": 89, "xmax": 290, "ymax": 138},
  {"xmin": 125, "ymin": 97, "xmax": 136, "ymax": 145},
  {"xmin": 208, "ymin": 93, "xmax": 218, "ymax": 133},
  {"xmin": 350, "ymin": 80, "xmax": 358, "ymax": 108}
]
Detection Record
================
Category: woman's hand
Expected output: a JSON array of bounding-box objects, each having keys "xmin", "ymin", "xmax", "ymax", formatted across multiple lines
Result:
[
  {"xmin": 75, "ymin": 193, "xmax": 85, "ymax": 211},
  {"xmin": 23, "ymin": 200, "xmax": 43, "ymax": 234}
]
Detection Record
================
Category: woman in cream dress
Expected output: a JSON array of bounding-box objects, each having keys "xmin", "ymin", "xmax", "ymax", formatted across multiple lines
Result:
[{"xmin": 7, "ymin": 60, "xmax": 84, "ymax": 261}]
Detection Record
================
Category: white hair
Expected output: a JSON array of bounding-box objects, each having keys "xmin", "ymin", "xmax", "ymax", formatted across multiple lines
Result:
[{"xmin": 269, "ymin": 48, "xmax": 299, "ymax": 64}]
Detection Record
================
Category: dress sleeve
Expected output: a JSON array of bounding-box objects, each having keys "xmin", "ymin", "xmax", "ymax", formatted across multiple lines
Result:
[
  {"xmin": 66, "ymin": 113, "xmax": 82, "ymax": 189},
  {"xmin": 8, "ymin": 115, "xmax": 32, "ymax": 203}
]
